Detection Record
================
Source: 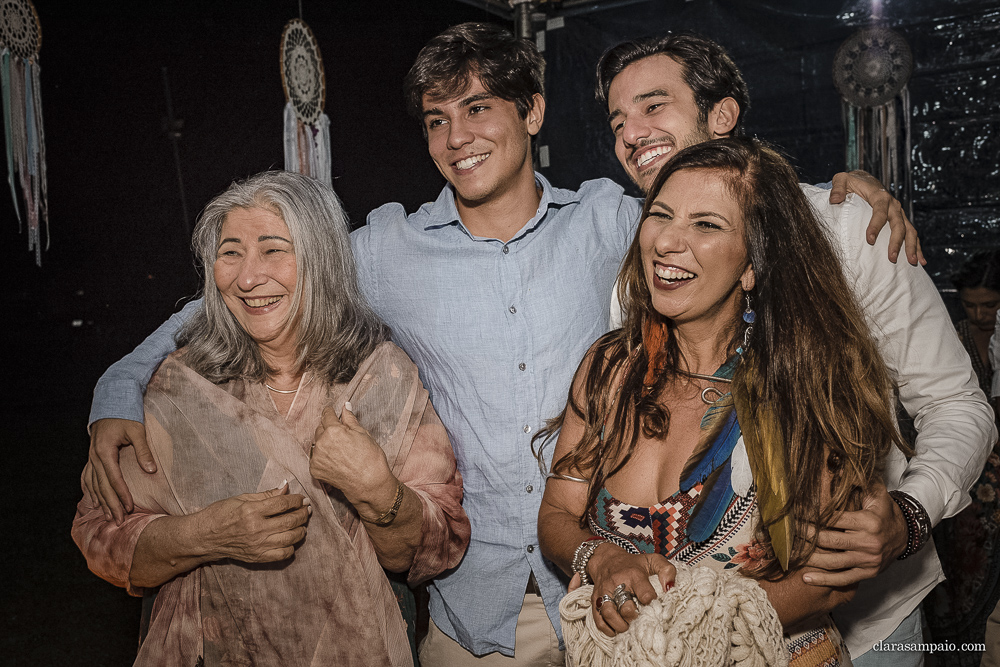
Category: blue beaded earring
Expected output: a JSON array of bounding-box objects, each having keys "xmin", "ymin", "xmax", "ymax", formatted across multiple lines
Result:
[{"xmin": 737, "ymin": 293, "xmax": 755, "ymax": 355}]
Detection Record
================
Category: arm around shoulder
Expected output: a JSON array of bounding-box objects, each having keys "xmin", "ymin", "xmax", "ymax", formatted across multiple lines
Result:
[
  {"xmin": 86, "ymin": 300, "xmax": 202, "ymax": 522},
  {"xmin": 89, "ymin": 299, "xmax": 201, "ymax": 426},
  {"xmin": 824, "ymin": 192, "xmax": 995, "ymax": 523}
]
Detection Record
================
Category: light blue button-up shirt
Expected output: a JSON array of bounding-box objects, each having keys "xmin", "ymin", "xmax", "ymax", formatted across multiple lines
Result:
[
  {"xmin": 89, "ymin": 173, "xmax": 641, "ymax": 657},
  {"xmin": 354, "ymin": 175, "xmax": 639, "ymax": 655}
]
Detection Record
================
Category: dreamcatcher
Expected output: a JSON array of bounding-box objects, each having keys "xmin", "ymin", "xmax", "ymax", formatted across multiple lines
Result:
[
  {"xmin": 1, "ymin": 0, "xmax": 47, "ymax": 265},
  {"xmin": 833, "ymin": 26, "xmax": 914, "ymax": 220},
  {"xmin": 281, "ymin": 18, "xmax": 331, "ymax": 185}
]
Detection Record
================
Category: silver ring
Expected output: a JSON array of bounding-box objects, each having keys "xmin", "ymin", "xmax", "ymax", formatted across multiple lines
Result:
[
  {"xmin": 612, "ymin": 586, "xmax": 633, "ymax": 610},
  {"xmin": 596, "ymin": 594, "xmax": 614, "ymax": 612}
]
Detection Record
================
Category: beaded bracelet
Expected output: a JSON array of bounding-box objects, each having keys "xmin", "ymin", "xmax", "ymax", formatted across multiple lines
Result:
[
  {"xmin": 889, "ymin": 489, "xmax": 931, "ymax": 560},
  {"xmin": 571, "ymin": 537, "xmax": 607, "ymax": 586}
]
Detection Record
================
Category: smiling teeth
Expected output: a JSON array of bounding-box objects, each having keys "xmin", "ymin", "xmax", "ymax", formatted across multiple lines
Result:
[
  {"xmin": 637, "ymin": 146, "xmax": 671, "ymax": 168},
  {"xmin": 244, "ymin": 296, "xmax": 282, "ymax": 307},
  {"xmin": 655, "ymin": 266, "xmax": 695, "ymax": 281},
  {"xmin": 455, "ymin": 153, "xmax": 490, "ymax": 170}
]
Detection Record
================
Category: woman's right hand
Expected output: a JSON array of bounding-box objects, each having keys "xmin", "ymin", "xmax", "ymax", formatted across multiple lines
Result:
[
  {"xmin": 587, "ymin": 543, "xmax": 675, "ymax": 637},
  {"xmin": 194, "ymin": 483, "xmax": 311, "ymax": 563}
]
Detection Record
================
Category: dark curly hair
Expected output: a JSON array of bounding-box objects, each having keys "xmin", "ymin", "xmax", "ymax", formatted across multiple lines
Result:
[{"xmin": 596, "ymin": 32, "xmax": 750, "ymax": 136}]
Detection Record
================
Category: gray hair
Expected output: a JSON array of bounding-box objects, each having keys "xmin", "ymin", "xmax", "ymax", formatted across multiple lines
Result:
[{"xmin": 177, "ymin": 170, "xmax": 390, "ymax": 384}]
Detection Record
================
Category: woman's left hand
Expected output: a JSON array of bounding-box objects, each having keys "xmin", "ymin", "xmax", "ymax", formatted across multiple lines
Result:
[
  {"xmin": 587, "ymin": 544, "xmax": 676, "ymax": 637},
  {"xmin": 310, "ymin": 402, "xmax": 395, "ymax": 506}
]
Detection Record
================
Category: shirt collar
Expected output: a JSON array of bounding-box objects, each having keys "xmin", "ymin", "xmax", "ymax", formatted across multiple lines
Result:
[{"xmin": 420, "ymin": 172, "xmax": 581, "ymax": 234}]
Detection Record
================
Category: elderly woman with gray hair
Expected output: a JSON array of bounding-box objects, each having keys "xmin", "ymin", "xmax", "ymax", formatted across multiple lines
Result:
[{"xmin": 72, "ymin": 171, "xmax": 470, "ymax": 667}]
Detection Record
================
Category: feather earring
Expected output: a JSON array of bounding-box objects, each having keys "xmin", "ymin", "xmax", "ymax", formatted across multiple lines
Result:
[{"xmin": 641, "ymin": 316, "xmax": 668, "ymax": 393}]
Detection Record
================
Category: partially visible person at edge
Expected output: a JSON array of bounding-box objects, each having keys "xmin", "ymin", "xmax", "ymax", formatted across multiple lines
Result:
[
  {"xmin": 596, "ymin": 34, "xmax": 995, "ymax": 667},
  {"xmin": 539, "ymin": 136, "xmax": 910, "ymax": 665},
  {"xmin": 923, "ymin": 250, "xmax": 1000, "ymax": 667},
  {"xmin": 71, "ymin": 171, "xmax": 470, "ymax": 666},
  {"xmin": 955, "ymin": 250, "xmax": 1000, "ymax": 415},
  {"xmin": 82, "ymin": 24, "xmax": 927, "ymax": 666}
]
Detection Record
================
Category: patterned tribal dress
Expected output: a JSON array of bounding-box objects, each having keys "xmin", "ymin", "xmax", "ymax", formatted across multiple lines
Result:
[{"xmin": 588, "ymin": 481, "xmax": 852, "ymax": 666}]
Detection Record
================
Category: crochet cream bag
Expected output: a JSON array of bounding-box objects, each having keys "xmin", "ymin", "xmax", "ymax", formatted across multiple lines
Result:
[{"xmin": 560, "ymin": 563, "xmax": 788, "ymax": 667}]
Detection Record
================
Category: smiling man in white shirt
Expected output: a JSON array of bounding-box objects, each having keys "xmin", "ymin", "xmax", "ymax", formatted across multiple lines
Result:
[{"xmin": 596, "ymin": 32, "xmax": 995, "ymax": 666}]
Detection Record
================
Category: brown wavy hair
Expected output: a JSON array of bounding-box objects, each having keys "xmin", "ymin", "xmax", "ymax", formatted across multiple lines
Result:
[
  {"xmin": 403, "ymin": 22, "xmax": 544, "ymax": 136},
  {"xmin": 538, "ymin": 137, "xmax": 907, "ymax": 579}
]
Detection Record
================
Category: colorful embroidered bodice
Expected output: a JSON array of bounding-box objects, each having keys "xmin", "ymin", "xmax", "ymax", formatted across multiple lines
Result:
[{"xmin": 588, "ymin": 484, "xmax": 848, "ymax": 667}]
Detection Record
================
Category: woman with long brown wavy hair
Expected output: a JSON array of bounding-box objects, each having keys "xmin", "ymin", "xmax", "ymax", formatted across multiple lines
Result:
[{"xmin": 537, "ymin": 137, "xmax": 908, "ymax": 665}]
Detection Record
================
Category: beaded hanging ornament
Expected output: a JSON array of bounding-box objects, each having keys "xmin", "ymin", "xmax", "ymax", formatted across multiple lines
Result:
[
  {"xmin": 1, "ymin": 0, "xmax": 48, "ymax": 264},
  {"xmin": 280, "ymin": 18, "xmax": 332, "ymax": 185}
]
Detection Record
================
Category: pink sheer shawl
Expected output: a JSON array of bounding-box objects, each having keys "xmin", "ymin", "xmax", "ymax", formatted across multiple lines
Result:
[{"xmin": 73, "ymin": 342, "xmax": 469, "ymax": 666}]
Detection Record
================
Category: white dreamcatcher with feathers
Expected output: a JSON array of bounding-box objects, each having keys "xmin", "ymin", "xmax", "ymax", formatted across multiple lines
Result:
[
  {"xmin": 1, "ymin": 0, "xmax": 48, "ymax": 264},
  {"xmin": 281, "ymin": 18, "xmax": 331, "ymax": 185}
]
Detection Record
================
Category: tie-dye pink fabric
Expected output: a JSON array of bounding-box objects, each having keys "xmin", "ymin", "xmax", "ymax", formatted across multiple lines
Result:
[{"xmin": 72, "ymin": 342, "xmax": 470, "ymax": 666}]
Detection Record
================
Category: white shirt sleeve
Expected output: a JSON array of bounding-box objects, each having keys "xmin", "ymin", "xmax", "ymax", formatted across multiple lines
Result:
[
  {"xmin": 802, "ymin": 185, "xmax": 995, "ymax": 525},
  {"xmin": 990, "ymin": 309, "xmax": 1000, "ymax": 398}
]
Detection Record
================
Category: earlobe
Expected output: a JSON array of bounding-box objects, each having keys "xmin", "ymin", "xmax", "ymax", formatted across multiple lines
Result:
[
  {"xmin": 741, "ymin": 265, "xmax": 756, "ymax": 291},
  {"xmin": 526, "ymin": 93, "xmax": 546, "ymax": 136},
  {"xmin": 709, "ymin": 98, "xmax": 740, "ymax": 138}
]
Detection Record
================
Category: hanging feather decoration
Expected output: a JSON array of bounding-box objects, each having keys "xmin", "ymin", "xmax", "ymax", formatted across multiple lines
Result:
[
  {"xmin": 833, "ymin": 27, "xmax": 914, "ymax": 223},
  {"xmin": 280, "ymin": 18, "xmax": 331, "ymax": 185},
  {"xmin": 732, "ymin": 358, "xmax": 793, "ymax": 571},
  {"xmin": 1, "ymin": 0, "xmax": 47, "ymax": 265}
]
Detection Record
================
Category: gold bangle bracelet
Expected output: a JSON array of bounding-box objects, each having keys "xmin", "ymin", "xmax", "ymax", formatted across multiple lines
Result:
[{"xmin": 366, "ymin": 481, "xmax": 405, "ymax": 527}]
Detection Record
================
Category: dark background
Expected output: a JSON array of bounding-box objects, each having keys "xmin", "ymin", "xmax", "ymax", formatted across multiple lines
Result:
[{"xmin": 3, "ymin": 0, "xmax": 997, "ymax": 664}]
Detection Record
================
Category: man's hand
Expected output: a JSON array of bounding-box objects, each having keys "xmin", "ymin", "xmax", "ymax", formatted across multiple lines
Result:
[
  {"xmin": 829, "ymin": 170, "xmax": 925, "ymax": 266},
  {"xmin": 86, "ymin": 418, "xmax": 157, "ymax": 524},
  {"xmin": 800, "ymin": 483, "xmax": 908, "ymax": 588}
]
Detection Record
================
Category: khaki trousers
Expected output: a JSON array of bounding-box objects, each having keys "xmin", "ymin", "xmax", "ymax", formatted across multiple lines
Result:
[{"xmin": 419, "ymin": 593, "xmax": 564, "ymax": 667}]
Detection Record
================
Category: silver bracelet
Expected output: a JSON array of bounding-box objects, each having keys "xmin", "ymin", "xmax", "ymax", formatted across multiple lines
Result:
[{"xmin": 571, "ymin": 538, "xmax": 606, "ymax": 586}]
